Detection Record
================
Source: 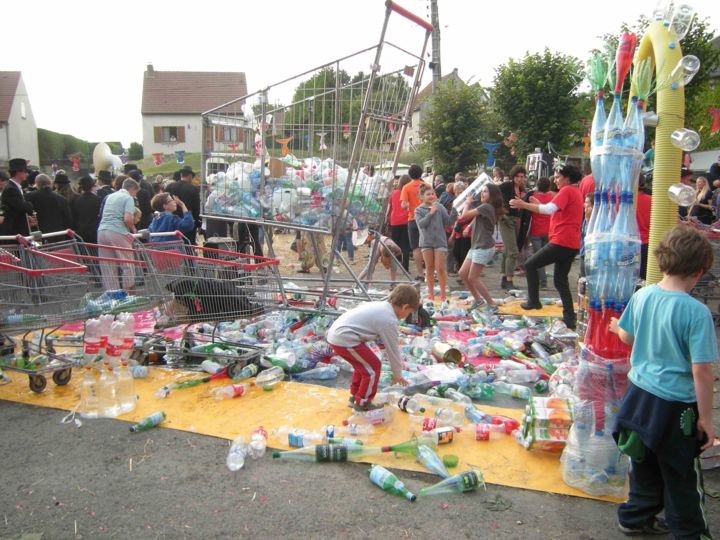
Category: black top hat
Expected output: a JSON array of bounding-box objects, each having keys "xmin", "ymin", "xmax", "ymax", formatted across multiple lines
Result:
[
  {"xmin": 8, "ymin": 158, "xmax": 28, "ymax": 172},
  {"xmin": 97, "ymin": 170, "xmax": 113, "ymax": 183},
  {"xmin": 54, "ymin": 173, "xmax": 70, "ymax": 185},
  {"xmin": 180, "ymin": 166, "xmax": 194, "ymax": 177},
  {"xmin": 123, "ymin": 163, "xmax": 139, "ymax": 174},
  {"xmin": 78, "ymin": 176, "xmax": 96, "ymax": 192}
]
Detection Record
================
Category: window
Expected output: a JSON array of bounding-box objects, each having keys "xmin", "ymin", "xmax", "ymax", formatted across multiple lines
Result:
[
  {"xmin": 20, "ymin": 102, "xmax": 26, "ymax": 119},
  {"xmin": 215, "ymin": 126, "xmax": 239, "ymax": 143},
  {"xmin": 162, "ymin": 127, "xmax": 178, "ymax": 142},
  {"xmin": 154, "ymin": 125, "xmax": 185, "ymax": 143}
]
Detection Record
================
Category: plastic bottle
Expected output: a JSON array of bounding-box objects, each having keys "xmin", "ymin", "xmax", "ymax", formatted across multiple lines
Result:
[
  {"xmin": 409, "ymin": 415, "xmax": 458, "ymax": 431},
  {"xmin": 201, "ymin": 360, "xmax": 224, "ymax": 374},
  {"xmin": 247, "ymin": 427, "xmax": 268, "ymax": 459},
  {"xmin": 459, "ymin": 382, "xmax": 495, "ymax": 401},
  {"xmin": 97, "ymin": 314, "xmax": 114, "ymax": 355},
  {"xmin": 83, "ymin": 319, "xmax": 102, "ymax": 363},
  {"xmin": 417, "ymin": 426, "xmax": 456, "ymax": 446},
  {"xmin": 212, "ymin": 382, "xmax": 254, "ymax": 400},
  {"xmin": 589, "ymin": 91, "xmax": 607, "ymax": 190},
  {"xmin": 105, "ymin": 321, "xmax": 125, "ymax": 368},
  {"xmin": 230, "ymin": 363, "xmax": 258, "ymax": 381},
  {"xmin": 226, "ymin": 436, "xmax": 248, "ymax": 471},
  {"xmin": 502, "ymin": 369, "xmax": 541, "ymax": 384},
  {"xmin": 255, "ymin": 366, "xmax": 284, "ymax": 388},
  {"xmin": 443, "ymin": 387, "xmax": 473, "ymax": 406},
  {"xmin": 273, "ymin": 426, "xmax": 324, "ymax": 447},
  {"xmin": 292, "ymin": 365, "xmax": 339, "ymax": 381},
  {"xmin": 117, "ymin": 362, "xmax": 136, "ymax": 414},
  {"xmin": 390, "ymin": 395, "xmax": 426, "ymax": 414},
  {"xmin": 118, "ymin": 313, "xmax": 135, "ymax": 360},
  {"xmin": 491, "ymin": 380, "xmax": 531, "ymax": 400},
  {"xmin": 79, "ymin": 366, "xmax": 100, "ymax": 419},
  {"xmin": 347, "ymin": 406, "xmax": 394, "ymax": 426},
  {"xmin": 98, "ymin": 363, "xmax": 120, "ymax": 418},
  {"xmin": 419, "ymin": 469, "xmax": 484, "ymax": 496},
  {"xmin": 464, "ymin": 405, "xmax": 493, "ymax": 424},
  {"xmin": 416, "ymin": 444, "xmax": 451, "ymax": 478},
  {"xmin": 435, "ymin": 407, "xmax": 464, "ymax": 426},
  {"xmin": 332, "ymin": 423, "xmax": 375, "ymax": 437},
  {"xmin": 129, "ymin": 411, "xmax": 166, "ymax": 432},
  {"xmin": 368, "ymin": 465, "xmax": 417, "ymax": 502}
]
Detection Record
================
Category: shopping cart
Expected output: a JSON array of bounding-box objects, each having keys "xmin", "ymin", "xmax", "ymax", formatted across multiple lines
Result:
[
  {"xmin": 686, "ymin": 223, "xmax": 720, "ymax": 324},
  {"xmin": 0, "ymin": 232, "xmax": 93, "ymax": 391}
]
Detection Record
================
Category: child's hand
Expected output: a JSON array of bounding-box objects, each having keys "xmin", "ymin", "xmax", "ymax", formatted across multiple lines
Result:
[
  {"xmin": 698, "ymin": 417, "xmax": 715, "ymax": 450},
  {"xmin": 430, "ymin": 203, "xmax": 437, "ymax": 214},
  {"xmin": 609, "ymin": 317, "xmax": 620, "ymax": 335},
  {"xmin": 391, "ymin": 374, "xmax": 408, "ymax": 386}
]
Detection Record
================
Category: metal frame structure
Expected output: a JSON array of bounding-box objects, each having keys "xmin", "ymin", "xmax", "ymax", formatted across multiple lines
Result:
[{"xmin": 200, "ymin": 1, "xmax": 432, "ymax": 311}]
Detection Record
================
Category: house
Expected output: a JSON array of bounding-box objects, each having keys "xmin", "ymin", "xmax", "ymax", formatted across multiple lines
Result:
[
  {"xmin": 141, "ymin": 64, "xmax": 248, "ymax": 157},
  {"xmin": 0, "ymin": 71, "xmax": 39, "ymax": 167},
  {"xmin": 405, "ymin": 68, "xmax": 466, "ymax": 152}
]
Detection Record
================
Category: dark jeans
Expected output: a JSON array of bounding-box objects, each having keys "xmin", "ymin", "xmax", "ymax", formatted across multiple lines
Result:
[
  {"xmin": 453, "ymin": 237, "xmax": 471, "ymax": 269},
  {"xmin": 524, "ymin": 242, "xmax": 578, "ymax": 327},
  {"xmin": 390, "ymin": 224, "xmax": 410, "ymax": 271},
  {"xmin": 640, "ymin": 243, "xmax": 648, "ymax": 281},
  {"xmin": 619, "ymin": 447, "xmax": 710, "ymax": 539}
]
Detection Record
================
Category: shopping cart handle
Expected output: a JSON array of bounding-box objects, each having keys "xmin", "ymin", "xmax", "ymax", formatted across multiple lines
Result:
[
  {"xmin": 386, "ymin": 1, "xmax": 433, "ymax": 32},
  {"xmin": 132, "ymin": 230, "xmax": 182, "ymax": 241},
  {"xmin": 2, "ymin": 229, "xmax": 76, "ymax": 245}
]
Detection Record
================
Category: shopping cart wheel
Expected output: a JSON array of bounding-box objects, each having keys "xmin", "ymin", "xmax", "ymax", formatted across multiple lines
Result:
[
  {"xmin": 28, "ymin": 374, "xmax": 47, "ymax": 393},
  {"xmin": 52, "ymin": 368, "xmax": 72, "ymax": 386}
]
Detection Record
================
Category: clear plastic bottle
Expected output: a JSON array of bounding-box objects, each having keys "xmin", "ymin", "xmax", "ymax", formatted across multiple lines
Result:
[
  {"xmin": 212, "ymin": 382, "xmax": 254, "ymax": 400},
  {"xmin": 226, "ymin": 436, "xmax": 248, "ymax": 471},
  {"xmin": 97, "ymin": 314, "xmax": 114, "ymax": 355},
  {"xmin": 434, "ymin": 407, "xmax": 464, "ymax": 426},
  {"xmin": 117, "ymin": 362, "xmax": 136, "ymax": 414},
  {"xmin": 255, "ymin": 366, "xmax": 285, "ymax": 388},
  {"xmin": 492, "ymin": 380, "xmax": 532, "ymax": 400},
  {"xmin": 292, "ymin": 365, "xmax": 339, "ymax": 381},
  {"xmin": 335, "ymin": 423, "xmax": 375, "ymax": 437},
  {"xmin": 98, "ymin": 363, "xmax": 120, "ymax": 418},
  {"xmin": 83, "ymin": 319, "xmax": 101, "ymax": 364},
  {"xmin": 105, "ymin": 321, "xmax": 125, "ymax": 368},
  {"xmin": 502, "ymin": 369, "xmax": 541, "ymax": 384},
  {"xmin": 443, "ymin": 387, "xmax": 473, "ymax": 406},
  {"xmin": 118, "ymin": 313, "xmax": 135, "ymax": 360},
  {"xmin": 347, "ymin": 406, "xmax": 394, "ymax": 426},
  {"xmin": 200, "ymin": 359, "xmax": 224, "ymax": 374},
  {"xmin": 79, "ymin": 366, "xmax": 100, "ymax": 419},
  {"xmin": 247, "ymin": 427, "xmax": 268, "ymax": 459}
]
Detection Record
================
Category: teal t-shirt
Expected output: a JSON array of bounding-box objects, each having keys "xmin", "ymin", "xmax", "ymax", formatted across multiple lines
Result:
[{"xmin": 618, "ymin": 284, "xmax": 718, "ymax": 403}]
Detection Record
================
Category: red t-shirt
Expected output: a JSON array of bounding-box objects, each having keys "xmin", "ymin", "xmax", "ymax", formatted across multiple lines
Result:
[
  {"xmin": 400, "ymin": 179, "xmax": 425, "ymax": 221},
  {"xmin": 528, "ymin": 191, "xmax": 555, "ymax": 237},
  {"xmin": 636, "ymin": 192, "xmax": 651, "ymax": 245},
  {"xmin": 389, "ymin": 189, "xmax": 408, "ymax": 226},
  {"xmin": 579, "ymin": 175, "xmax": 595, "ymax": 201},
  {"xmin": 549, "ymin": 184, "xmax": 583, "ymax": 249}
]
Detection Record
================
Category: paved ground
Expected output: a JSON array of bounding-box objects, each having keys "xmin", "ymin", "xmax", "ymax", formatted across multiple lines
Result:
[{"xmin": 2, "ymin": 234, "xmax": 720, "ymax": 539}]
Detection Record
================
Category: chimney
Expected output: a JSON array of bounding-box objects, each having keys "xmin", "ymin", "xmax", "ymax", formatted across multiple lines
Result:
[{"xmin": 146, "ymin": 63, "xmax": 155, "ymax": 77}]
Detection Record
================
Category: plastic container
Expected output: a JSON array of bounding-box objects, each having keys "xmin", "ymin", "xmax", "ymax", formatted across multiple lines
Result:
[
  {"xmin": 247, "ymin": 427, "xmax": 268, "ymax": 459},
  {"xmin": 105, "ymin": 321, "xmax": 125, "ymax": 367},
  {"xmin": 98, "ymin": 363, "xmax": 120, "ymax": 418},
  {"xmin": 255, "ymin": 366, "xmax": 284, "ymax": 388},
  {"xmin": 117, "ymin": 362, "xmax": 136, "ymax": 414},
  {"xmin": 83, "ymin": 319, "xmax": 101, "ymax": 363},
  {"xmin": 226, "ymin": 436, "xmax": 248, "ymax": 471},
  {"xmin": 79, "ymin": 366, "xmax": 100, "ymax": 419}
]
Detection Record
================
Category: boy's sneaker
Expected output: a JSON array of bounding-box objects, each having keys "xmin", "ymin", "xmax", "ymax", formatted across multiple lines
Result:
[
  {"xmin": 618, "ymin": 517, "xmax": 670, "ymax": 536},
  {"xmin": 348, "ymin": 396, "xmax": 355, "ymax": 407},
  {"xmin": 353, "ymin": 401, "xmax": 384, "ymax": 412}
]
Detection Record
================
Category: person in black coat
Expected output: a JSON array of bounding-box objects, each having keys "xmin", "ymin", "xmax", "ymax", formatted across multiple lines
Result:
[
  {"xmin": 166, "ymin": 167, "xmax": 200, "ymax": 244},
  {"xmin": 128, "ymin": 170, "xmax": 153, "ymax": 230},
  {"xmin": 71, "ymin": 176, "xmax": 100, "ymax": 243},
  {"xmin": 95, "ymin": 170, "xmax": 115, "ymax": 204},
  {"xmin": 0, "ymin": 158, "xmax": 34, "ymax": 237},
  {"xmin": 25, "ymin": 174, "xmax": 72, "ymax": 239}
]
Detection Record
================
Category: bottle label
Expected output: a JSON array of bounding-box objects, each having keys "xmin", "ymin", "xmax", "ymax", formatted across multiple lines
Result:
[
  {"xmin": 435, "ymin": 426, "xmax": 454, "ymax": 444},
  {"xmin": 84, "ymin": 341, "xmax": 100, "ymax": 355},
  {"xmin": 106, "ymin": 343, "xmax": 122, "ymax": 357},
  {"xmin": 288, "ymin": 433, "xmax": 305, "ymax": 448},
  {"xmin": 231, "ymin": 385, "xmax": 246, "ymax": 398},
  {"xmin": 422, "ymin": 417, "xmax": 438, "ymax": 431},
  {"xmin": 459, "ymin": 471, "xmax": 481, "ymax": 492},
  {"xmin": 315, "ymin": 445, "xmax": 347, "ymax": 462},
  {"xmin": 324, "ymin": 425, "xmax": 336, "ymax": 439},
  {"xmin": 397, "ymin": 396, "xmax": 410, "ymax": 412},
  {"xmin": 369, "ymin": 465, "xmax": 394, "ymax": 486},
  {"xmin": 475, "ymin": 423, "xmax": 490, "ymax": 441}
]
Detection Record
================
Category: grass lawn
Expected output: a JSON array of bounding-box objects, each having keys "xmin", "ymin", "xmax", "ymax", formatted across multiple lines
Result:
[{"xmin": 132, "ymin": 153, "xmax": 202, "ymax": 176}]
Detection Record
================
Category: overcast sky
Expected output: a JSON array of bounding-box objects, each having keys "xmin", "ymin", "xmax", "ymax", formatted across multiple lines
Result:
[{"xmin": 4, "ymin": 0, "xmax": 717, "ymax": 147}]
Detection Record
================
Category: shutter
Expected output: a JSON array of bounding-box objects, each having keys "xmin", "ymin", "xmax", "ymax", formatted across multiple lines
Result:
[
  {"xmin": 177, "ymin": 126, "xmax": 186, "ymax": 142},
  {"xmin": 215, "ymin": 126, "xmax": 223, "ymax": 142},
  {"xmin": 154, "ymin": 126, "xmax": 161, "ymax": 143},
  {"xmin": 237, "ymin": 128, "xmax": 245, "ymax": 143}
]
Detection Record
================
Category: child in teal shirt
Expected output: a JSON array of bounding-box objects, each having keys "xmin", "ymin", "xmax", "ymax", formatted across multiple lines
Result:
[{"xmin": 610, "ymin": 225, "xmax": 717, "ymax": 538}]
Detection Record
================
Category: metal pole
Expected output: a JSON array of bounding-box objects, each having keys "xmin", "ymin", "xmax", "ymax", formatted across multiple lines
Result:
[{"xmin": 430, "ymin": 0, "xmax": 441, "ymax": 93}]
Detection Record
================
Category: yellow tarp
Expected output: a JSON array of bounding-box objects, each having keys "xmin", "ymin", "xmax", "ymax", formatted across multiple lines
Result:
[
  {"xmin": 0, "ymin": 367, "xmax": 619, "ymax": 502},
  {"xmin": 499, "ymin": 299, "xmax": 571, "ymax": 318}
]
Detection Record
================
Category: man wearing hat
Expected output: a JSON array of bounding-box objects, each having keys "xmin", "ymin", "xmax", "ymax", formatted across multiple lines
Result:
[
  {"xmin": 0, "ymin": 158, "xmax": 35, "ymax": 236},
  {"xmin": 22, "ymin": 170, "xmax": 39, "ymax": 193},
  {"xmin": 71, "ymin": 176, "xmax": 100, "ymax": 244},
  {"xmin": 26, "ymin": 174, "xmax": 72, "ymax": 239},
  {"xmin": 166, "ymin": 167, "xmax": 200, "ymax": 244},
  {"xmin": 128, "ymin": 169, "xmax": 153, "ymax": 229},
  {"xmin": 96, "ymin": 170, "xmax": 115, "ymax": 204}
]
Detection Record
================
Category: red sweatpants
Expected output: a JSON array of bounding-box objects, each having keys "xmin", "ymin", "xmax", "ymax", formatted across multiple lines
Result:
[{"xmin": 330, "ymin": 343, "xmax": 382, "ymax": 406}]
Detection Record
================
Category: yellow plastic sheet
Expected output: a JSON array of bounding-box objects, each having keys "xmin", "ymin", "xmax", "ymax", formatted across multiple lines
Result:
[
  {"xmin": 499, "ymin": 299, "xmax": 571, "ymax": 318},
  {"xmin": 0, "ymin": 367, "xmax": 620, "ymax": 502}
]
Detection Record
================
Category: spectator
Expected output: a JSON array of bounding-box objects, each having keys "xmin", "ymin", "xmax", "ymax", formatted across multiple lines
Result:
[
  {"xmin": 578, "ymin": 162, "xmax": 595, "ymax": 201},
  {"xmin": 415, "ymin": 184, "xmax": 455, "ymax": 302},
  {"xmin": 148, "ymin": 193, "xmax": 195, "ymax": 240},
  {"xmin": 527, "ymin": 177, "xmax": 555, "ymax": 288},
  {"xmin": 400, "ymin": 164, "xmax": 427, "ymax": 280},
  {"xmin": 53, "ymin": 172, "xmax": 78, "ymax": 206},
  {"xmin": 95, "ymin": 170, "xmax": 115, "ymax": 203},
  {"xmin": 26, "ymin": 174, "xmax": 72, "ymax": 238},
  {"xmin": 711, "ymin": 179, "xmax": 720, "ymax": 218},
  {"xmin": 498, "ymin": 165, "xmax": 527, "ymax": 290},
  {"xmin": 166, "ymin": 167, "xmax": 200, "ymax": 244},
  {"xmin": 636, "ymin": 175, "xmax": 652, "ymax": 280},
  {"xmin": 22, "ymin": 170, "xmax": 39, "ymax": 193},
  {"xmin": 708, "ymin": 154, "xmax": 720, "ymax": 182},
  {"xmin": 451, "ymin": 181, "xmax": 473, "ymax": 271},
  {"xmin": 433, "ymin": 174, "xmax": 446, "ymax": 198},
  {"xmin": 0, "ymin": 158, "xmax": 34, "ymax": 236},
  {"xmin": 388, "ymin": 175, "xmax": 411, "ymax": 272},
  {"xmin": 71, "ymin": 176, "xmax": 100, "ymax": 244},
  {"xmin": 128, "ymin": 169, "xmax": 153, "ymax": 230},
  {"xmin": 510, "ymin": 164, "xmax": 584, "ymax": 329},
  {"xmin": 689, "ymin": 176, "xmax": 714, "ymax": 225},
  {"xmin": 97, "ymin": 178, "xmax": 140, "ymax": 291},
  {"xmin": 678, "ymin": 167, "xmax": 694, "ymax": 219},
  {"xmin": 491, "ymin": 167, "xmax": 504, "ymax": 185}
]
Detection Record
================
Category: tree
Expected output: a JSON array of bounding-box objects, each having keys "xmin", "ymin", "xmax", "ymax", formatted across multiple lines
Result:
[
  {"xmin": 686, "ymin": 82, "xmax": 720, "ymax": 151},
  {"xmin": 491, "ymin": 49, "xmax": 584, "ymax": 158},
  {"xmin": 128, "ymin": 142, "xmax": 144, "ymax": 161},
  {"xmin": 420, "ymin": 81, "xmax": 492, "ymax": 177}
]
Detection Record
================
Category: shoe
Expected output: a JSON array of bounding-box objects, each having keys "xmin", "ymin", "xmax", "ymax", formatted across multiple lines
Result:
[
  {"xmin": 348, "ymin": 396, "xmax": 355, "ymax": 407},
  {"xmin": 468, "ymin": 299, "xmax": 481, "ymax": 311},
  {"xmin": 520, "ymin": 301, "xmax": 543, "ymax": 310},
  {"xmin": 353, "ymin": 401, "xmax": 384, "ymax": 412},
  {"xmin": 481, "ymin": 304, "xmax": 499, "ymax": 314},
  {"xmin": 618, "ymin": 517, "xmax": 670, "ymax": 536},
  {"xmin": 501, "ymin": 276, "xmax": 508, "ymax": 289}
]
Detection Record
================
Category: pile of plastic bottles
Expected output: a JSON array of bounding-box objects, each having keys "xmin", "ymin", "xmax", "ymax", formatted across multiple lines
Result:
[
  {"xmin": 78, "ymin": 361, "xmax": 136, "ymax": 419},
  {"xmin": 514, "ymin": 397, "xmax": 573, "ymax": 452}
]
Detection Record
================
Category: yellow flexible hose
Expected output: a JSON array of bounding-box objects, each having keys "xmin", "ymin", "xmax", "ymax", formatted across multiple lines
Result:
[{"xmin": 629, "ymin": 21, "xmax": 684, "ymax": 284}]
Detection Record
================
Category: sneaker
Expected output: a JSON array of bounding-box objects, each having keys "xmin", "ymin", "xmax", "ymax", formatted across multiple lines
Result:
[
  {"xmin": 348, "ymin": 396, "xmax": 355, "ymax": 407},
  {"xmin": 618, "ymin": 517, "xmax": 670, "ymax": 536},
  {"xmin": 468, "ymin": 299, "xmax": 481, "ymax": 311},
  {"xmin": 520, "ymin": 301, "xmax": 543, "ymax": 310},
  {"xmin": 353, "ymin": 401, "xmax": 384, "ymax": 412}
]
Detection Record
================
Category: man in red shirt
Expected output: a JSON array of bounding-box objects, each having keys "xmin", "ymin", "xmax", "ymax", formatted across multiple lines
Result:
[
  {"xmin": 510, "ymin": 164, "xmax": 584, "ymax": 329},
  {"xmin": 636, "ymin": 175, "xmax": 652, "ymax": 280},
  {"xmin": 527, "ymin": 177, "xmax": 555, "ymax": 288},
  {"xmin": 400, "ymin": 164, "xmax": 427, "ymax": 279},
  {"xmin": 579, "ymin": 171, "xmax": 595, "ymax": 201}
]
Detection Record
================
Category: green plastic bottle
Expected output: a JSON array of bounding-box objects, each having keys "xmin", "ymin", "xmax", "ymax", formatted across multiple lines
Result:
[
  {"xmin": 129, "ymin": 411, "xmax": 166, "ymax": 432},
  {"xmin": 368, "ymin": 465, "xmax": 416, "ymax": 501},
  {"xmin": 418, "ymin": 469, "xmax": 484, "ymax": 496}
]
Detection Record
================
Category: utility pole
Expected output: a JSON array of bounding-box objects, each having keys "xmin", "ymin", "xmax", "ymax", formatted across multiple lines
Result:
[{"xmin": 430, "ymin": 0, "xmax": 441, "ymax": 93}]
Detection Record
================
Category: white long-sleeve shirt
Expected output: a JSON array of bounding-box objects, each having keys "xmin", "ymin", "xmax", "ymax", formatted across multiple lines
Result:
[{"xmin": 327, "ymin": 301, "xmax": 403, "ymax": 376}]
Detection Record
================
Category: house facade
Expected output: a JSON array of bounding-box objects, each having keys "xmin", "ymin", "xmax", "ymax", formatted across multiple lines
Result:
[
  {"xmin": 141, "ymin": 65, "xmax": 247, "ymax": 157},
  {"xmin": 0, "ymin": 72, "xmax": 39, "ymax": 166}
]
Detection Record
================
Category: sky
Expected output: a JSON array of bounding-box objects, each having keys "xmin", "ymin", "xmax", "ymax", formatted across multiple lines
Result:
[{"xmin": 4, "ymin": 0, "xmax": 717, "ymax": 148}]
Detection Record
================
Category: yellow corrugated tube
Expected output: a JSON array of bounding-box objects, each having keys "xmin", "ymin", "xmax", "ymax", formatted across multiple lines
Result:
[{"xmin": 629, "ymin": 20, "xmax": 684, "ymax": 285}]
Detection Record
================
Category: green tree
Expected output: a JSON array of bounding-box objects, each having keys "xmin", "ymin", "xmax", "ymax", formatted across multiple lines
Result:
[
  {"xmin": 128, "ymin": 142, "xmax": 144, "ymax": 161},
  {"xmin": 686, "ymin": 82, "xmax": 720, "ymax": 151},
  {"xmin": 420, "ymin": 81, "xmax": 492, "ymax": 177},
  {"xmin": 492, "ymin": 49, "xmax": 584, "ymax": 158}
]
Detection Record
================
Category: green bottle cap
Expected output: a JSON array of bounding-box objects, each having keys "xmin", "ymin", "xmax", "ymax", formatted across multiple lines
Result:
[
  {"xmin": 442, "ymin": 454, "xmax": 459, "ymax": 468},
  {"xmin": 271, "ymin": 451, "xmax": 281, "ymax": 458}
]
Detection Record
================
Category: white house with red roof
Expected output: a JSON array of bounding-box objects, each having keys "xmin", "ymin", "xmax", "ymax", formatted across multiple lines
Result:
[{"xmin": 0, "ymin": 71, "xmax": 39, "ymax": 166}]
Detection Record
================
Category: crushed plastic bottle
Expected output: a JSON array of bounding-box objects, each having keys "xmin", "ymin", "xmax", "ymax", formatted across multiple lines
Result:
[
  {"xmin": 212, "ymin": 382, "xmax": 254, "ymax": 400},
  {"xmin": 248, "ymin": 427, "xmax": 268, "ymax": 459},
  {"xmin": 226, "ymin": 436, "xmax": 248, "ymax": 471},
  {"xmin": 255, "ymin": 366, "xmax": 284, "ymax": 389}
]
